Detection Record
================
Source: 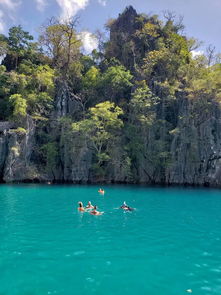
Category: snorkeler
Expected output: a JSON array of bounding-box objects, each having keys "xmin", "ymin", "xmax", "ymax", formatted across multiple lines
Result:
[
  {"xmin": 98, "ymin": 188, "xmax": 105, "ymax": 195},
  {"xmin": 85, "ymin": 201, "xmax": 94, "ymax": 209},
  {"xmin": 90, "ymin": 205, "xmax": 103, "ymax": 215},
  {"xmin": 78, "ymin": 202, "xmax": 85, "ymax": 212}
]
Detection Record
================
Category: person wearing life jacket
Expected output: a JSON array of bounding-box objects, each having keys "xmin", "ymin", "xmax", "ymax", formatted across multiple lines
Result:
[{"xmin": 78, "ymin": 202, "xmax": 85, "ymax": 212}]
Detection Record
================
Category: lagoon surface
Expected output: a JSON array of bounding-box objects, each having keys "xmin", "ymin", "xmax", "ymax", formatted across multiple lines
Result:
[{"xmin": 0, "ymin": 185, "xmax": 221, "ymax": 295}]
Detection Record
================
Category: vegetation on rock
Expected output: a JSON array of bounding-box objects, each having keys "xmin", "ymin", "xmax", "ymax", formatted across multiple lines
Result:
[{"xmin": 0, "ymin": 6, "xmax": 221, "ymax": 184}]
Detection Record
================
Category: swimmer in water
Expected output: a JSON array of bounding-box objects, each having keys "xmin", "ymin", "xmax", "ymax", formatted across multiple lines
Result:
[
  {"xmin": 90, "ymin": 205, "xmax": 103, "ymax": 215},
  {"xmin": 78, "ymin": 202, "xmax": 85, "ymax": 212},
  {"xmin": 120, "ymin": 201, "xmax": 134, "ymax": 211},
  {"xmin": 98, "ymin": 188, "xmax": 105, "ymax": 195},
  {"xmin": 85, "ymin": 201, "xmax": 94, "ymax": 209},
  {"xmin": 120, "ymin": 201, "xmax": 128, "ymax": 209},
  {"xmin": 124, "ymin": 206, "xmax": 134, "ymax": 211}
]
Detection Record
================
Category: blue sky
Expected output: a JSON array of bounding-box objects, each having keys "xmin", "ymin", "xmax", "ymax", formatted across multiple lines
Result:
[{"xmin": 0, "ymin": 0, "xmax": 220, "ymax": 54}]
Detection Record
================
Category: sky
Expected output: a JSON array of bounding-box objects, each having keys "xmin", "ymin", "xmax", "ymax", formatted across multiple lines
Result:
[{"xmin": 0, "ymin": 0, "xmax": 220, "ymax": 54}]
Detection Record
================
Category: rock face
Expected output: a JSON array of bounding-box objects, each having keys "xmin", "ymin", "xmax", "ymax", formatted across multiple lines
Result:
[
  {"xmin": 110, "ymin": 6, "xmax": 138, "ymax": 38},
  {"xmin": 61, "ymin": 135, "xmax": 92, "ymax": 183},
  {"xmin": 0, "ymin": 130, "xmax": 8, "ymax": 180},
  {"xmin": 55, "ymin": 81, "xmax": 82, "ymax": 118},
  {"xmin": 166, "ymin": 95, "xmax": 221, "ymax": 186},
  {"xmin": 2, "ymin": 117, "xmax": 38, "ymax": 182},
  {"xmin": 1, "ymin": 91, "xmax": 221, "ymax": 186},
  {"xmin": 107, "ymin": 6, "xmax": 139, "ymax": 71}
]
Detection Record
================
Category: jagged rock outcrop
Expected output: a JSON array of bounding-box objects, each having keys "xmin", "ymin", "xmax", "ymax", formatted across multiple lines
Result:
[
  {"xmin": 166, "ymin": 95, "xmax": 221, "ymax": 186},
  {"xmin": 106, "ymin": 6, "xmax": 139, "ymax": 70},
  {"xmin": 55, "ymin": 81, "xmax": 82, "ymax": 118},
  {"xmin": 2, "ymin": 117, "xmax": 38, "ymax": 182},
  {"xmin": 110, "ymin": 6, "xmax": 138, "ymax": 38}
]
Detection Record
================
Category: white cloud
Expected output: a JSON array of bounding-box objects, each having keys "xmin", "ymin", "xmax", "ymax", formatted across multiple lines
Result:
[
  {"xmin": 191, "ymin": 50, "xmax": 204, "ymax": 58},
  {"xmin": 0, "ymin": 0, "xmax": 21, "ymax": 31},
  {"xmin": 98, "ymin": 0, "xmax": 106, "ymax": 6},
  {"xmin": 35, "ymin": 0, "xmax": 47, "ymax": 11},
  {"xmin": 0, "ymin": 0, "xmax": 20, "ymax": 10},
  {"xmin": 79, "ymin": 31, "xmax": 98, "ymax": 53},
  {"xmin": 56, "ymin": 0, "xmax": 89, "ymax": 19}
]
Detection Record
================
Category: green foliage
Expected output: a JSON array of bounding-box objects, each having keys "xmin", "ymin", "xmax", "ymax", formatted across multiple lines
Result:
[
  {"xmin": 130, "ymin": 80, "xmax": 159, "ymax": 126},
  {"xmin": 33, "ymin": 65, "xmax": 55, "ymax": 93},
  {"xmin": 102, "ymin": 65, "xmax": 132, "ymax": 90},
  {"xmin": 72, "ymin": 101, "xmax": 123, "ymax": 165},
  {"xmin": 1, "ymin": 62, "xmax": 55, "ymax": 120},
  {"xmin": 101, "ymin": 65, "xmax": 133, "ymax": 101},
  {"xmin": 2, "ymin": 25, "xmax": 36, "ymax": 70},
  {"xmin": 187, "ymin": 64, "xmax": 221, "ymax": 98},
  {"xmin": 8, "ymin": 25, "xmax": 33, "ymax": 51},
  {"xmin": 80, "ymin": 55, "xmax": 96, "ymax": 73},
  {"xmin": 9, "ymin": 94, "xmax": 27, "ymax": 121},
  {"xmin": 26, "ymin": 92, "xmax": 53, "ymax": 116},
  {"xmin": 142, "ymin": 32, "xmax": 190, "ymax": 83},
  {"xmin": 82, "ymin": 66, "xmax": 100, "ymax": 89}
]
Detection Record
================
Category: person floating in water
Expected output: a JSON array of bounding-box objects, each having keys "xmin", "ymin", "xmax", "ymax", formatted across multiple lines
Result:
[
  {"xmin": 90, "ymin": 205, "xmax": 103, "ymax": 215},
  {"xmin": 78, "ymin": 202, "xmax": 85, "ymax": 212},
  {"xmin": 120, "ymin": 201, "xmax": 134, "ymax": 211},
  {"xmin": 120, "ymin": 201, "xmax": 128, "ymax": 209},
  {"xmin": 85, "ymin": 201, "xmax": 94, "ymax": 210},
  {"xmin": 98, "ymin": 188, "xmax": 105, "ymax": 195}
]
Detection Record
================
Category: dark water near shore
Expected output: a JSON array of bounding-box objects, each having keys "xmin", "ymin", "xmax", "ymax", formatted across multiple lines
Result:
[{"xmin": 0, "ymin": 184, "xmax": 221, "ymax": 295}]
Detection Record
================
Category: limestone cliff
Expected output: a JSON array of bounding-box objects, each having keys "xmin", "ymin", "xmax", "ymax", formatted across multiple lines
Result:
[
  {"xmin": 166, "ymin": 94, "xmax": 221, "ymax": 186},
  {"xmin": 0, "ymin": 6, "xmax": 221, "ymax": 187},
  {"xmin": 1, "ymin": 91, "xmax": 221, "ymax": 187}
]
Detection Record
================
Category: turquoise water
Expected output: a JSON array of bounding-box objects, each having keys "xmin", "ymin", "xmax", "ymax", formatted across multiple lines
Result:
[{"xmin": 0, "ymin": 185, "xmax": 221, "ymax": 295}]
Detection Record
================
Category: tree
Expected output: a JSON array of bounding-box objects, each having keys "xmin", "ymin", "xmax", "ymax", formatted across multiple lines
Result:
[
  {"xmin": 39, "ymin": 17, "xmax": 81, "ymax": 77},
  {"xmin": 31, "ymin": 65, "xmax": 55, "ymax": 94},
  {"xmin": 3, "ymin": 26, "xmax": 34, "ymax": 70},
  {"xmin": 129, "ymin": 80, "xmax": 159, "ymax": 126},
  {"xmin": 206, "ymin": 44, "xmax": 216, "ymax": 66},
  {"xmin": 163, "ymin": 11, "xmax": 184, "ymax": 33},
  {"xmin": 73, "ymin": 66, "xmax": 101, "ymax": 113},
  {"xmin": 72, "ymin": 101, "xmax": 123, "ymax": 165},
  {"xmin": 9, "ymin": 94, "xmax": 27, "ymax": 122},
  {"xmin": 127, "ymin": 81, "xmax": 159, "ymax": 160},
  {"xmin": 101, "ymin": 65, "xmax": 133, "ymax": 102},
  {"xmin": 82, "ymin": 66, "xmax": 100, "ymax": 89}
]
